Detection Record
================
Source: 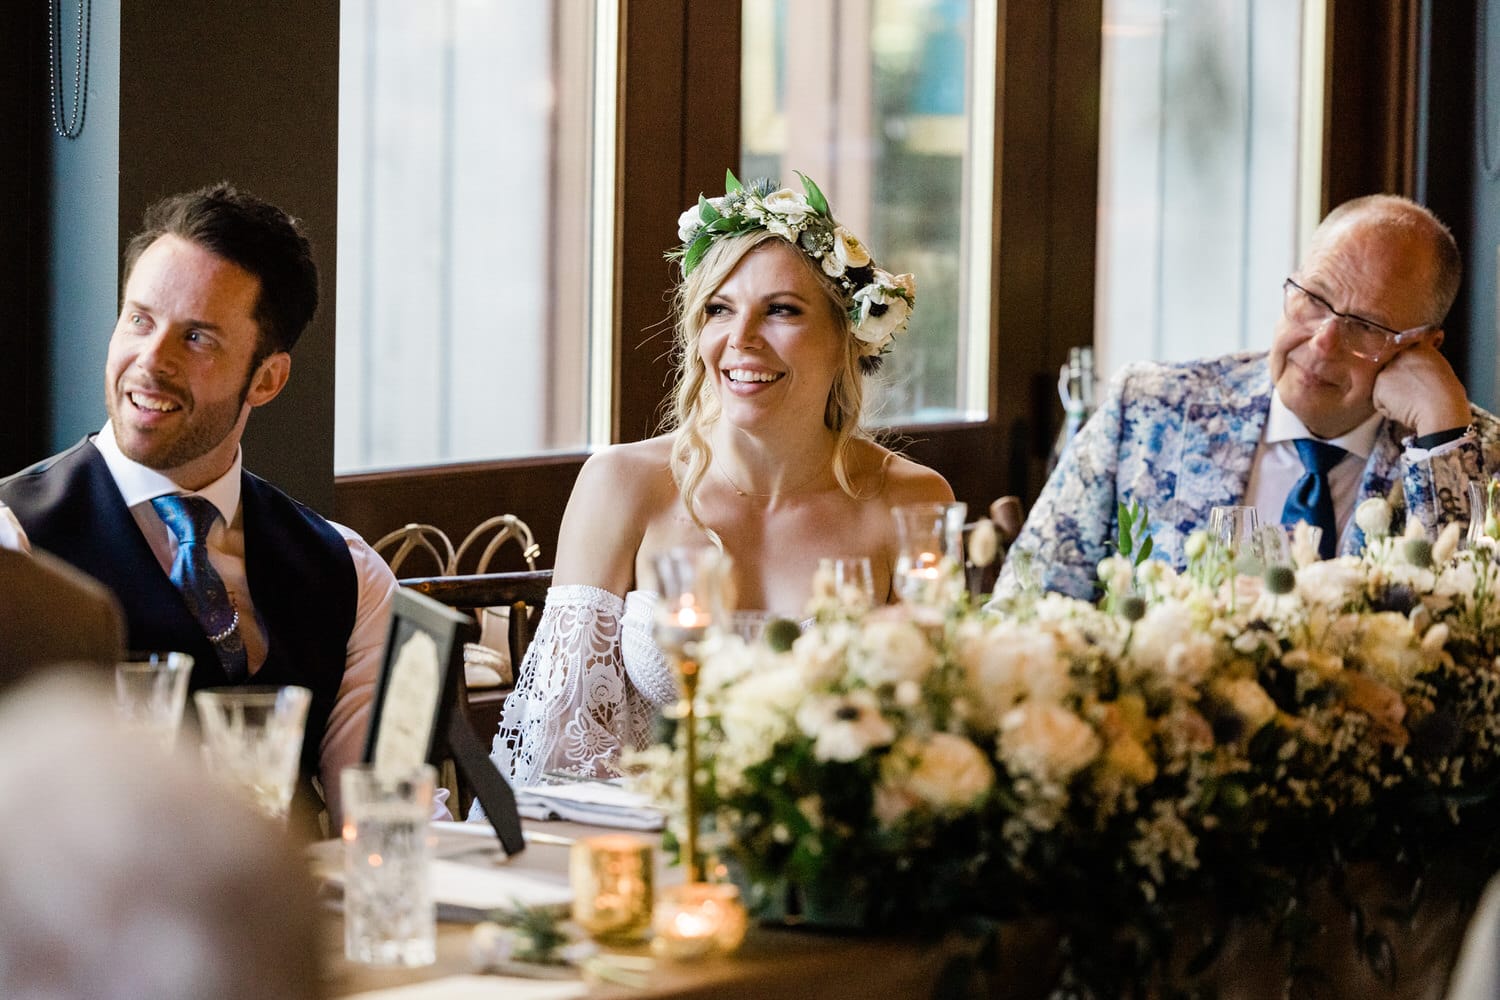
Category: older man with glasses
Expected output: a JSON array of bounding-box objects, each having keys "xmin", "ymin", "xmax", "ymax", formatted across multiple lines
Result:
[{"xmin": 1000, "ymin": 193, "xmax": 1500, "ymax": 601}]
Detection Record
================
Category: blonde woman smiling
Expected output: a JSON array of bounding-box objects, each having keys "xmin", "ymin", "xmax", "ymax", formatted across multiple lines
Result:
[{"xmin": 485, "ymin": 172, "xmax": 953, "ymax": 790}]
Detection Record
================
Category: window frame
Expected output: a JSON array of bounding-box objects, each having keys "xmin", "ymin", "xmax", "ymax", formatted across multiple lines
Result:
[{"xmin": 331, "ymin": 1, "xmax": 1103, "ymax": 562}]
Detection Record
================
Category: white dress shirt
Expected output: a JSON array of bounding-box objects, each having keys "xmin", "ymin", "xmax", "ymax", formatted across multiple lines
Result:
[
  {"xmin": 11, "ymin": 423, "xmax": 400, "ymax": 824},
  {"xmin": 1244, "ymin": 392, "xmax": 1383, "ymax": 551}
]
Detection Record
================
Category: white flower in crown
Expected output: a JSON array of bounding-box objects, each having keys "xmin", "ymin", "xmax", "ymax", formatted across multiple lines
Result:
[
  {"xmin": 760, "ymin": 187, "xmax": 812, "ymax": 225},
  {"xmin": 677, "ymin": 206, "xmax": 703, "ymax": 243},
  {"xmin": 851, "ymin": 269, "xmax": 916, "ymax": 354},
  {"xmin": 822, "ymin": 225, "xmax": 872, "ymax": 279}
]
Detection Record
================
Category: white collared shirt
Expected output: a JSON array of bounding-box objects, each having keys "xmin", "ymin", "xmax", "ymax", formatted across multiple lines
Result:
[
  {"xmin": 17, "ymin": 423, "xmax": 402, "ymax": 823},
  {"xmin": 1244, "ymin": 392, "xmax": 1383, "ymax": 550}
]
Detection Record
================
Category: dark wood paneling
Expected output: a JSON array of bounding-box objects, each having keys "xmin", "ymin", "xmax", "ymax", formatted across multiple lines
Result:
[
  {"xmin": 118, "ymin": 1, "xmax": 341, "ymax": 513},
  {"xmin": 335, "ymin": 454, "xmax": 586, "ymax": 572},
  {"xmin": 1323, "ymin": 0, "xmax": 1419, "ymax": 209},
  {"xmin": 0, "ymin": 4, "xmax": 47, "ymax": 474}
]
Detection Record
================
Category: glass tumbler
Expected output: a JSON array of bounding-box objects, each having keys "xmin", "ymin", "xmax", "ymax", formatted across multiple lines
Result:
[
  {"xmin": 341, "ymin": 763, "xmax": 438, "ymax": 967},
  {"xmin": 115, "ymin": 651, "xmax": 194, "ymax": 751}
]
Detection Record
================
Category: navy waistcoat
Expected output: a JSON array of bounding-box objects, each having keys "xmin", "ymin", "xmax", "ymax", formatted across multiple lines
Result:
[{"xmin": 0, "ymin": 439, "xmax": 359, "ymax": 791}]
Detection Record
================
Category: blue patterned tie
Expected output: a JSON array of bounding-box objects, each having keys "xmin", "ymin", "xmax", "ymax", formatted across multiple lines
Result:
[
  {"xmin": 151, "ymin": 494, "xmax": 249, "ymax": 681},
  {"xmin": 1280, "ymin": 439, "xmax": 1346, "ymax": 560}
]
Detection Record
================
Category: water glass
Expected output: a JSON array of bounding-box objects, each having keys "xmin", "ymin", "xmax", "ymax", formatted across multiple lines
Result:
[
  {"xmin": 818, "ymin": 556, "xmax": 876, "ymax": 611},
  {"xmin": 1209, "ymin": 505, "xmax": 1263, "ymax": 574},
  {"xmin": 114, "ymin": 651, "xmax": 194, "ymax": 751},
  {"xmin": 194, "ymin": 686, "xmax": 311, "ymax": 824},
  {"xmin": 342, "ymin": 763, "xmax": 437, "ymax": 967},
  {"xmin": 892, "ymin": 502, "xmax": 967, "ymax": 604}
]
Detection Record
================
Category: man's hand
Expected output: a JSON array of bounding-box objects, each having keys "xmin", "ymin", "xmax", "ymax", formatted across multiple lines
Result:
[{"xmin": 1371, "ymin": 340, "xmax": 1471, "ymax": 437}]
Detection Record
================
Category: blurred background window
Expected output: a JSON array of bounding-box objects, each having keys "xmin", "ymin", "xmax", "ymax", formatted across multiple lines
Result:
[
  {"xmin": 336, "ymin": 0, "xmax": 602, "ymax": 473},
  {"xmin": 1094, "ymin": 0, "xmax": 1323, "ymax": 381},
  {"xmin": 741, "ymin": 0, "xmax": 996, "ymax": 426}
]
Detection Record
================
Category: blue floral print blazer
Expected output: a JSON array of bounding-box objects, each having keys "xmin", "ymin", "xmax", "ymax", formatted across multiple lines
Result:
[{"xmin": 1000, "ymin": 351, "xmax": 1500, "ymax": 601}]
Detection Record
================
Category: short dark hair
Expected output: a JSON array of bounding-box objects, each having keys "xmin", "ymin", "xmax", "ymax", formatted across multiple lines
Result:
[{"xmin": 122, "ymin": 183, "xmax": 319, "ymax": 361}]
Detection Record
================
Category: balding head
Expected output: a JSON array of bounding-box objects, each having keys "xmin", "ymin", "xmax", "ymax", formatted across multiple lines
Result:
[{"xmin": 1308, "ymin": 194, "xmax": 1461, "ymax": 328}]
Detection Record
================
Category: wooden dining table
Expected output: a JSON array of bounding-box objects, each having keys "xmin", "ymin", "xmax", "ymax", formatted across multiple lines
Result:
[
  {"xmin": 321, "ymin": 818, "xmax": 1483, "ymax": 999},
  {"xmin": 321, "ymin": 819, "xmax": 1058, "ymax": 1000}
]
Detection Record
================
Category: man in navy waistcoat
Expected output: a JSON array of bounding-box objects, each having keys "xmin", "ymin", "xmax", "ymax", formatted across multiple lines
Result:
[{"xmin": 0, "ymin": 184, "xmax": 398, "ymax": 826}]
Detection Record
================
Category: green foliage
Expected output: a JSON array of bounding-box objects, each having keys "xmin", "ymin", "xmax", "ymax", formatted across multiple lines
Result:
[{"xmin": 1116, "ymin": 498, "xmax": 1155, "ymax": 566}]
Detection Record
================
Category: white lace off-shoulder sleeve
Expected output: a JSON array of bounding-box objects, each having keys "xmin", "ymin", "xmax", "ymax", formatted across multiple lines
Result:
[{"xmin": 487, "ymin": 584, "xmax": 639, "ymax": 787}]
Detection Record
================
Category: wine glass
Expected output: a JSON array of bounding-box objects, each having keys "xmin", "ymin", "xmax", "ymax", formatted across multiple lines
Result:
[
  {"xmin": 817, "ymin": 556, "xmax": 876, "ymax": 613},
  {"xmin": 649, "ymin": 545, "xmax": 733, "ymax": 883},
  {"xmin": 1468, "ymin": 480, "xmax": 1499, "ymax": 547},
  {"xmin": 1209, "ymin": 505, "xmax": 1263, "ymax": 575}
]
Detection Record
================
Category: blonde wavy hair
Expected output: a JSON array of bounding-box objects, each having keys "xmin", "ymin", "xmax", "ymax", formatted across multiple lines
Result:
[{"xmin": 665, "ymin": 231, "xmax": 875, "ymax": 537}]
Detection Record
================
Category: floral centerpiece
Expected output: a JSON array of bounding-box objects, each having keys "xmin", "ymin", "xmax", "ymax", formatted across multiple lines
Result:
[{"xmin": 630, "ymin": 499, "xmax": 1500, "ymax": 995}]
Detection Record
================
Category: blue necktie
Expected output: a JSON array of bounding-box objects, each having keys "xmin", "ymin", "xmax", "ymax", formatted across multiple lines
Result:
[
  {"xmin": 151, "ymin": 494, "xmax": 249, "ymax": 681},
  {"xmin": 1280, "ymin": 439, "xmax": 1345, "ymax": 560}
]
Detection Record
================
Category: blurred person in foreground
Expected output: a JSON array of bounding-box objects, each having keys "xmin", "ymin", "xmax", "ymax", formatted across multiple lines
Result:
[
  {"xmin": 482, "ymin": 171, "xmax": 953, "ymax": 791},
  {"xmin": 1000, "ymin": 194, "xmax": 1500, "ymax": 601},
  {"xmin": 0, "ymin": 185, "xmax": 399, "ymax": 825},
  {"xmin": 0, "ymin": 673, "xmax": 323, "ymax": 1000}
]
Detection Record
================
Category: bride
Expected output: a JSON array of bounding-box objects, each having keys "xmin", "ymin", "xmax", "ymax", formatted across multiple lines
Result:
[{"xmin": 488, "ymin": 171, "xmax": 954, "ymax": 787}]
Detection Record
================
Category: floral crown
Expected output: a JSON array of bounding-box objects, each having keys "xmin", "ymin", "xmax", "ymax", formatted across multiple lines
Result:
[{"xmin": 671, "ymin": 169, "xmax": 916, "ymax": 363}]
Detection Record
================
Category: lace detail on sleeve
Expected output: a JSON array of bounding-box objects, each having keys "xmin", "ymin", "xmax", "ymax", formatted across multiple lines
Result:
[
  {"xmin": 621, "ymin": 591, "xmax": 679, "ymax": 753},
  {"xmin": 488, "ymin": 584, "xmax": 630, "ymax": 786}
]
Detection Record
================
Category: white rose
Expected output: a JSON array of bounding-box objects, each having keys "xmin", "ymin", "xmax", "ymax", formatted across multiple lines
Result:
[
  {"xmin": 760, "ymin": 187, "xmax": 810, "ymax": 223},
  {"xmin": 1355, "ymin": 497, "xmax": 1393, "ymax": 538},
  {"xmin": 998, "ymin": 702, "xmax": 1100, "ymax": 783},
  {"xmin": 831, "ymin": 226, "xmax": 872, "ymax": 269},
  {"xmin": 850, "ymin": 619, "xmax": 937, "ymax": 686},
  {"xmin": 902, "ymin": 733, "xmax": 994, "ymax": 811},
  {"xmin": 1127, "ymin": 602, "xmax": 1199, "ymax": 677},
  {"xmin": 1295, "ymin": 559, "xmax": 1367, "ymax": 609},
  {"xmin": 955, "ymin": 621, "xmax": 1068, "ymax": 718},
  {"xmin": 718, "ymin": 663, "xmax": 806, "ymax": 761}
]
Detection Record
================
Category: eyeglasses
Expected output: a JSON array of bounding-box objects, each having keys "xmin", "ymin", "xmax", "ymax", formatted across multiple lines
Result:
[{"xmin": 1282, "ymin": 278, "xmax": 1435, "ymax": 363}]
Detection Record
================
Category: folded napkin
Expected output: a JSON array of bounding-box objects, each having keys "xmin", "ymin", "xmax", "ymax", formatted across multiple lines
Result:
[{"xmin": 516, "ymin": 780, "xmax": 666, "ymax": 831}]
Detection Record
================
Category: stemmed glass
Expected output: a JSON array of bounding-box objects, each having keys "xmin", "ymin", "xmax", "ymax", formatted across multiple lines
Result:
[
  {"xmin": 651, "ymin": 546, "xmax": 733, "ymax": 882},
  {"xmin": 1209, "ymin": 505, "xmax": 1263, "ymax": 576},
  {"xmin": 817, "ymin": 556, "xmax": 876, "ymax": 613},
  {"xmin": 1468, "ymin": 479, "xmax": 1500, "ymax": 547}
]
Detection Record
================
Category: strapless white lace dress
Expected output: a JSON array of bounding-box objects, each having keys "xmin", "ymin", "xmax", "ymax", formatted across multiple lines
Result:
[{"xmin": 486, "ymin": 585, "xmax": 678, "ymax": 787}]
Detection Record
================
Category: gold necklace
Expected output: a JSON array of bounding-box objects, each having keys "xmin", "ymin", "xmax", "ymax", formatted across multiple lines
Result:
[{"xmin": 715, "ymin": 457, "xmax": 829, "ymax": 499}]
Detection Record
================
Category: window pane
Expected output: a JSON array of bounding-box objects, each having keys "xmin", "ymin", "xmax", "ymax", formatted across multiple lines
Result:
[
  {"xmin": 741, "ymin": 0, "xmax": 992, "ymax": 425},
  {"xmin": 1095, "ymin": 0, "xmax": 1317, "ymax": 380},
  {"xmin": 336, "ymin": 1, "xmax": 597, "ymax": 473}
]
